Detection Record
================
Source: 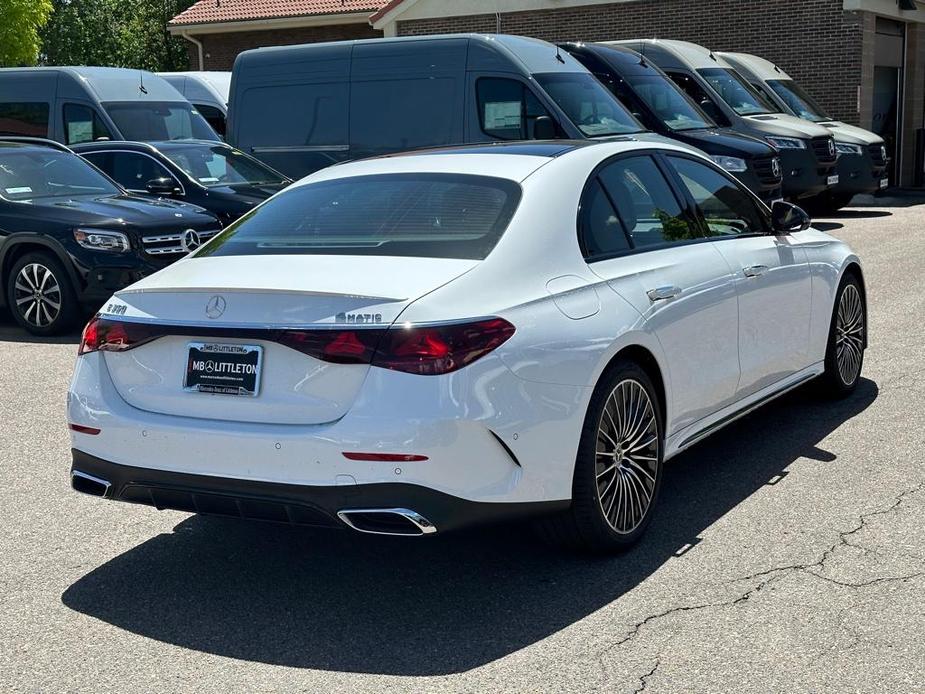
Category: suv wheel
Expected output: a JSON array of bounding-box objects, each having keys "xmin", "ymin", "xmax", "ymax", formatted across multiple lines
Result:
[
  {"xmin": 536, "ymin": 359, "xmax": 664, "ymax": 554},
  {"xmin": 7, "ymin": 252, "xmax": 79, "ymax": 336}
]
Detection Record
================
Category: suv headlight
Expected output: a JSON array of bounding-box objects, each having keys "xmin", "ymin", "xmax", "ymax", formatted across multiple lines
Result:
[
  {"xmin": 766, "ymin": 136, "xmax": 806, "ymax": 150},
  {"xmin": 74, "ymin": 229, "xmax": 130, "ymax": 253},
  {"xmin": 835, "ymin": 142, "xmax": 863, "ymax": 156},
  {"xmin": 709, "ymin": 155, "xmax": 748, "ymax": 172}
]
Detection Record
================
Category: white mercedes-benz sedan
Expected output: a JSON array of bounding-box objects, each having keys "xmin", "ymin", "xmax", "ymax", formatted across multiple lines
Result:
[{"xmin": 67, "ymin": 140, "xmax": 867, "ymax": 553}]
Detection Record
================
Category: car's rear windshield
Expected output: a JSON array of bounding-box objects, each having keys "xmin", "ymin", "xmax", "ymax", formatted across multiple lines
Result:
[
  {"xmin": 698, "ymin": 68, "xmax": 773, "ymax": 116},
  {"xmin": 196, "ymin": 173, "xmax": 522, "ymax": 260},
  {"xmin": 767, "ymin": 79, "xmax": 831, "ymax": 122},
  {"xmin": 103, "ymin": 101, "xmax": 219, "ymax": 141},
  {"xmin": 0, "ymin": 149, "xmax": 120, "ymax": 202}
]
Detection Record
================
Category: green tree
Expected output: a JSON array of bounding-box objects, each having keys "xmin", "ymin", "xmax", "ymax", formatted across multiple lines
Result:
[
  {"xmin": 39, "ymin": 0, "xmax": 195, "ymax": 71},
  {"xmin": 0, "ymin": 0, "xmax": 54, "ymax": 66}
]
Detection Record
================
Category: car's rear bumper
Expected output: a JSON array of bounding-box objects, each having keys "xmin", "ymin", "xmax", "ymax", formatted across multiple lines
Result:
[{"xmin": 70, "ymin": 449, "xmax": 568, "ymax": 534}]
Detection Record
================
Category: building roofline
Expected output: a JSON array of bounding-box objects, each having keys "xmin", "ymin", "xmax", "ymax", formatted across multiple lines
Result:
[{"xmin": 167, "ymin": 11, "xmax": 374, "ymax": 35}]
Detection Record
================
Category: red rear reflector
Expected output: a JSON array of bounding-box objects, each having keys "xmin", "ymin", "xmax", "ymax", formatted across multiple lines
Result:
[
  {"xmin": 342, "ymin": 452, "xmax": 429, "ymax": 462},
  {"xmin": 69, "ymin": 423, "xmax": 101, "ymax": 435},
  {"xmin": 78, "ymin": 315, "xmax": 160, "ymax": 355},
  {"xmin": 372, "ymin": 318, "xmax": 515, "ymax": 375}
]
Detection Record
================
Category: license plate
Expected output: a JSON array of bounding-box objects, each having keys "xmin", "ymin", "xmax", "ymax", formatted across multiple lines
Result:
[
  {"xmin": 880, "ymin": 178, "xmax": 889, "ymax": 189},
  {"xmin": 827, "ymin": 175, "xmax": 839, "ymax": 185},
  {"xmin": 184, "ymin": 342, "xmax": 262, "ymax": 397}
]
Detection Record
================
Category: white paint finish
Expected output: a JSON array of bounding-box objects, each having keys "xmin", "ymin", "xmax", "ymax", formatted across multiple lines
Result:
[{"xmin": 69, "ymin": 141, "xmax": 863, "ymax": 510}]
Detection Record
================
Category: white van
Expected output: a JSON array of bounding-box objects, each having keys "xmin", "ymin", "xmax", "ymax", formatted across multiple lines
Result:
[{"xmin": 159, "ymin": 71, "xmax": 231, "ymax": 137}]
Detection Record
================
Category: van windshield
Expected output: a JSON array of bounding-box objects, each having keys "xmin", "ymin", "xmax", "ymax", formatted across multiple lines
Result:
[
  {"xmin": 698, "ymin": 68, "xmax": 773, "ymax": 116},
  {"xmin": 162, "ymin": 145, "xmax": 289, "ymax": 187},
  {"xmin": 0, "ymin": 149, "xmax": 120, "ymax": 202},
  {"xmin": 624, "ymin": 74, "xmax": 713, "ymax": 131},
  {"xmin": 196, "ymin": 173, "xmax": 522, "ymax": 260},
  {"xmin": 535, "ymin": 73, "xmax": 643, "ymax": 137},
  {"xmin": 767, "ymin": 79, "xmax": 831, "ymax": 122},
  {"xmin": 103, "ymin": 101, "xmax": 219, "ymax": 141}
]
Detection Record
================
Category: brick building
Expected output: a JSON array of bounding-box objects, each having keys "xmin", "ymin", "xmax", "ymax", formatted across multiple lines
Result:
[{"xmin": 169, "ymin": 0, "xmax": 925, "ymax": 185}]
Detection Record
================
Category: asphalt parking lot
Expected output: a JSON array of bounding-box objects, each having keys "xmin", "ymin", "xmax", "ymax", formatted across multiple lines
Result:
[{"xmin": 1, "ymin": 200, "xmax": 923, "ymax": 693}]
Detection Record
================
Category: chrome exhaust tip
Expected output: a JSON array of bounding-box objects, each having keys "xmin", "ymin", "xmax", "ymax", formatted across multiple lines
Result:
[
  {"xmin": 337, "ymin": 508, "xmax": 437, "ymax": 536},
  {"xmin": 71, "ymin": 470, "xmax": 111, "ymax": 498}
]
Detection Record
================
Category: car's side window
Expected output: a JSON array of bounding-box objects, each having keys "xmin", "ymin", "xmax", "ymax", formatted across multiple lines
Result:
[
  {"xmin": 665, "ymin": 72, "xmax": 730, "ymax": 127},
  {"xmin": 597, "ymin": 155, "xmax": 697, "ymax": 247},
  {"xmin": 195, "ymin": 104, "xmax": 225, "ymax": 137},
  {"xmin": 579, "ymin": 178, "xmax": 631, "ymax": 258},
  {"xmin": 105, "ymin": 152, "xmax": 176, "ymax": 192},
  {"xmin": 476, "ymin": 78, "xmax": 553, "ymax": 140},
  {"xmin": 63, "ymin": 104, "xmax": 111, "ymax": 144},
  {"xmin": 669, "ymin": 156, "xmax": 769, "ymax": 236}
]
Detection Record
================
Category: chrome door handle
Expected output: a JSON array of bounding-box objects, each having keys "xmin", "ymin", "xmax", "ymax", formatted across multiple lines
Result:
[
  {"xmin": 743, "ymin": 264, "xmax": 769, "ymax": 278},
  {"xmin": 646, "ymin": 285, "xmax": 681, "ymax": 302}
]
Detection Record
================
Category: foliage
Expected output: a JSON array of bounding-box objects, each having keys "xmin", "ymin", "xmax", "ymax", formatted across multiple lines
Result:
[
  {"xmin": 39, "ymin": 0, "xmax": 197, "ymax": 71},
  {"xmin": 0, "ymin": 0, "xmax": 54, "ymax": 66}
]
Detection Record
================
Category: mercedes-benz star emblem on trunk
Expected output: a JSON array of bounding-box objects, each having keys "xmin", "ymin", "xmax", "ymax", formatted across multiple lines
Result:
[
  {"xmin": 205, "ymin": 295, "xmax": 226, "ymax": 319},
  {"xmin": 182, "ymin": 229, "xmax": 201, "ymax": 253}
]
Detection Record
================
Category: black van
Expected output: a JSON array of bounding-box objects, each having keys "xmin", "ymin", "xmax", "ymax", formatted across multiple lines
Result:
[
  {"xmin": 228, "ymin": 34, "xmax": 678, "ymax": 179},
  {"xmin": 562, "ymin": 42, "xmax": 783, "ymax": 203}
]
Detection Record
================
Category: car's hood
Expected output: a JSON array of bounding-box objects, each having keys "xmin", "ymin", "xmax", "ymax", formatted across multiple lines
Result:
[
  {"xmin": 818, "ymin": 121, "xmax": 884, "ymax": 146},
  {"xmin": 29, "ymin": 194, "xmax": 218, "ymax": 228},
  {"xmin": 669, "ymin": 127, "xmax": 777, "ymax": 157},
  {"xmin": 744, "ymin": 113, "xmax": 833, "ymax": 138}
]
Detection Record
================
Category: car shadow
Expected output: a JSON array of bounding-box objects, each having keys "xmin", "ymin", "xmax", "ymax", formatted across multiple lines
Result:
[
  {"xmin": 0, "ymin": 307, "xmax": 86, "ymax": 345},
  {"xmin": 812, "ymin": 221, "xmax": 843, "ymax": 232},
  {"xmin": 61, "ymin": 379, "xmax": 878, "ymax": 676},
  {"xmin": 829, "ymin": 209, "xmax": 892, "ymax": 219}
]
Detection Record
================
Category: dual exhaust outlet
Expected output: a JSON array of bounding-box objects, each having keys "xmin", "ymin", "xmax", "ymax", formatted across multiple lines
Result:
[{"xmin": 71, "ymin": 471, "xmax": 437, "ymax": 536}]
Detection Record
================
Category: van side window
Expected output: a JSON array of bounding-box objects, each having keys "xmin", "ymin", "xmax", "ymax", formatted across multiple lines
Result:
[
  {"xmin": 668, "ymin": 156, "xmax": 769, "ymax": 236},
  {"xmin": 63, "ymin": 104, "xmax": 111, "ymax": 144},
  {"xmin": 195, "ymin": 104, "xmax": 225, "ymax": 138},
  {"xmin": 665, "ymin": 72, "xmax": 730, "ymax": 127},
  {"xmin": 598, "ymin": 155, "xmax": 697, "ymax": 247},
  {"xmin": 579, "ymin": 178, "xmax": 631, "ymax": 259},
  {"xmin": 0, "ymin": 103, "xmax": 50, "ymax": 137},
  {"xmin": 351, "ymin": 78, "xmax": 459, "ymax": 155},
  {"xmin": 238, "ymin": 83, "xmax": 347, "ymax": 149},
  {"xmin": 476, "ymin": 78, "xmax": 552, "ymax": 140}
]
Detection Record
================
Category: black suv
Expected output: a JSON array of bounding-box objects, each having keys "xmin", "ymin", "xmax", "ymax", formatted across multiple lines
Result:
[
  {"xmin": 72, "ymin": 140, "xmax": 291, "ymax": 225},
  {"xmin": 0, "ymin": 138, "xmax": 221, "ymax": 335}
]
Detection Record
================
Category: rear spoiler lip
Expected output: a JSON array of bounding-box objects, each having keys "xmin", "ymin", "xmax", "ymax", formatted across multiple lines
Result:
[{"xmin": 114, "ymin": 286, "xmax": 405, "ymax": 302}]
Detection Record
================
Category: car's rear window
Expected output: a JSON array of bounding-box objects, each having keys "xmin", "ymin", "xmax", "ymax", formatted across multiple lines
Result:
[{"xmin": 196, "ymin": 173, "xmax": 522, "ymax": 260}]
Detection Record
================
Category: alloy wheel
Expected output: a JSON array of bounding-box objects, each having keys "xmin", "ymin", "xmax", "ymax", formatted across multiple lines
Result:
[
  {"xmin": 835, "ymin": 284, "xmax": 864, "ymax": 386},
  {"xmin": 13, "ymin": 263, "xmax": 62, "ymax": 329},
  {"xmin": 595, "ymin": 379, "xmax": 660, "ymax": 535}
]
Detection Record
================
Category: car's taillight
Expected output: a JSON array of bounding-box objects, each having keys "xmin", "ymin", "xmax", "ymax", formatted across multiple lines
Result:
[
  {"xmin": 371, "ymin": 318, "xmax": 515, "ymax": 375},
  {"xmin": 278, "ymin": 329, "xmax": 382, "ymax": 364},
  {"xmin": 78, "ymin": 316, "xmax": 159, "ymax": 355}
]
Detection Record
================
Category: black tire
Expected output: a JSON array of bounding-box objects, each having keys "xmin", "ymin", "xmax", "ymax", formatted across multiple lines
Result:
[
  {"xmin": 6, "ymin": 251, "xmax": 79, "ymax": 336},
  {"xmin": 535, "ymin": 359, "xmax": 664, "ymax": 554},
  {"xmin": 819, "ymin": 273, "xmax": 866, "ymax": 397}
]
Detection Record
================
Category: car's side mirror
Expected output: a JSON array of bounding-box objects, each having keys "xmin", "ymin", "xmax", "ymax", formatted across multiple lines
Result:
[
  {"xmin": 533, "ymin": 116, "xmax": 558, "ymax": 140},
  {"xmin": 771, "ymin": 200, "xmax": 811, "ymax": 234},
  {"xmin": 145, "ymin": 177, "xmax": 180, "ymax": 196}
]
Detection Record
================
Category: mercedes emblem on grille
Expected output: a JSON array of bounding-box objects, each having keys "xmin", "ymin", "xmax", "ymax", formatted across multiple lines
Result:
[
  {"xmin": 771, "ymin": 157, "xmax": 781, "ymax": 179},
  {"xmin": 828, "ymin": 139, "xmax": 835, "ymax": 157},
  {"xmin": 181, "ymin": 229, "xmax": 202, "ymax": 253},
  {"xmin": 881, "ymin": 145, "xmax": 888, "ymax": 161},
  {"xmin": 205, "ymin": 295, "xmax": 226, "ymax": 319}
]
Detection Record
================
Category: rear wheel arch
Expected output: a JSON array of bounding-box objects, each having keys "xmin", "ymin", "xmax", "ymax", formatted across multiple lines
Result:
[{"xmin": 600, "ymin": 344, "xmax": 668, "ymax": 431}]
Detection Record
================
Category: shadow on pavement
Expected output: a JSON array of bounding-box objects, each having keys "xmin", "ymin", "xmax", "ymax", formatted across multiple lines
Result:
[
  {"xmin": 813, "ymin": 222, "xmax": 844, "ymax": 232},
  {"xmin": 824, "ymin": 209, "xmax": 892, "ymax": 219},
  {"xmin": 0, "ymin": 307, "xmax": 85, "ymax": 345},
  {"xmin": 62, "ymin": 379, "xmax": 878, "ymax": 676}
]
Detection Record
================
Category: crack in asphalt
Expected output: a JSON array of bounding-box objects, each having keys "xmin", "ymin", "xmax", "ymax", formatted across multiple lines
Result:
[
  {"xmin": 632, "ymin": 657, "xmax": 661, "ymax": 693},
  {"xmin": 593, "ymin": 481, "xmax": 924, "ymax": 685}
]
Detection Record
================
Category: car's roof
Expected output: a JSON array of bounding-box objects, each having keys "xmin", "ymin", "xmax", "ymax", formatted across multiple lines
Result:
[
  {"xmin": 0, "ymin": 140, "xmax": 69, "ymax": 154},
  {"xmin": 296, "ymin": 138, "xmax": 704, "ymax": 186},
  {"xmin": 71, "ymin": 139, "xmax": 226, "ymax": 153},
  {"xmin": 607, "ymin": 39, "xmax": 734, "ymax": 71},
  {"xmin": 716, "ymin": 52, "xmax": 788, "ymax": 81}
]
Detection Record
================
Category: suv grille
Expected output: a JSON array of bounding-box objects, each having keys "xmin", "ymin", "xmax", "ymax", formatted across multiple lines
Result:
[
  {"xmin": 753, "ymin": 155, "xmax": 783, "ymax": 185},
  {"xmin": 142, "ymin": 228, "xmax": 222, "ymax": 256},
  {"xmin": 869, "ymin": 143, "xmax": 888, "ymax": 166},
  {"xmin": 811, "ymin": 136, "xmax": 837, "ymax": 164}
]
